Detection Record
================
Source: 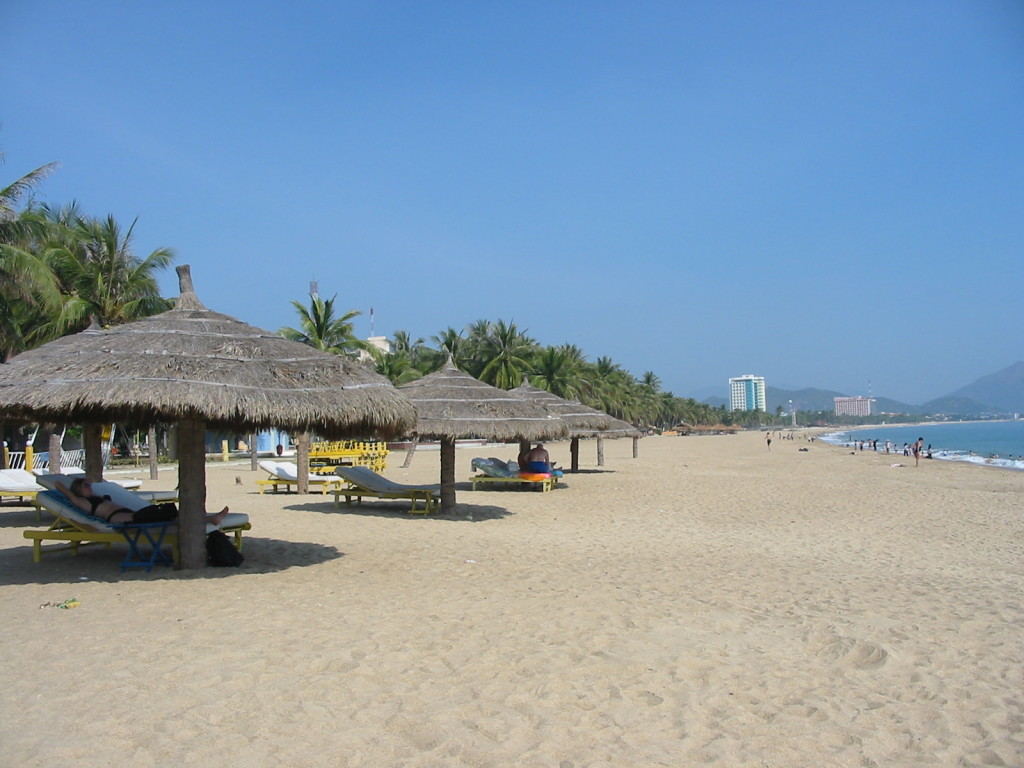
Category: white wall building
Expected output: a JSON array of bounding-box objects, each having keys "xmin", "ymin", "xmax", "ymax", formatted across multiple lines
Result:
[
  {"xmin": 729, "ymin": 374, "xmax": 767, "ymax": 412},
  {"xmin": 358, "ymin": 336, "xmax": 391, "ymax": 363},
  {"xmin": 834, "ymin": 396, "xmax": 873, "ymax": 417}
]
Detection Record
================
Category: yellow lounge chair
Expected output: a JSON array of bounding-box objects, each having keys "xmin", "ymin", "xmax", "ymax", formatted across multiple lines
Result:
[
  {"xmin": 332, "ymin": 466, "xmax": 441, "ymax": 514},
  {"xmin": 0, "ymin": 468, "xmax": 44, "ymax": 507},
  {"xmin": 469, "ymin": 458, "xmax": 558, "ymax": 492},
  {"xmin": 28, "ymin": 475, "xmax": 250, "ymax": 569},
  {"xmin": 256, "ymin": 460, "xmax": 341, "ymax": 494}
]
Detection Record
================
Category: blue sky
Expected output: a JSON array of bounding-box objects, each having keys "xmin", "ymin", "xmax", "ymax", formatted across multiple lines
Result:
[{"xmin": 3, "ymin": 1, "xmax": 1022, "ymax": 404}]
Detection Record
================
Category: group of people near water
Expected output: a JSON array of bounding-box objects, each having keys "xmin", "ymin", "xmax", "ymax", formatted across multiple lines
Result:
[{"xmin": 850, "ymin": 437, "xmax": 930, "ymax": 466}]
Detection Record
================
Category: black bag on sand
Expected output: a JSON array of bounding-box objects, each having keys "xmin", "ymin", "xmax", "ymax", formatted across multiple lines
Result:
[{"xmin": 206, "ymin": 529, "xmax": 244, "ymax": 567}]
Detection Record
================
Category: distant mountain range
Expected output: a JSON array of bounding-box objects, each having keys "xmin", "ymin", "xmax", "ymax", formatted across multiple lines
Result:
[{"xmin": 700, "ymin": 362, "xmax": 1024, "ymax": 416}]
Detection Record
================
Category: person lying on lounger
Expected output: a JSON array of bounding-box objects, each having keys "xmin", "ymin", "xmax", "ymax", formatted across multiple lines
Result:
[{"xmin": 56, "ymin": 478, "xmax": 230, "ymax": 525}]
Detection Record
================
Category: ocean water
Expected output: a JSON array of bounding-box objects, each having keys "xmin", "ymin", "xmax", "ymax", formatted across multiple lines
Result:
[{"xmin": 822, "ymin": 420, "xmax": 1024, "ymax": 471}]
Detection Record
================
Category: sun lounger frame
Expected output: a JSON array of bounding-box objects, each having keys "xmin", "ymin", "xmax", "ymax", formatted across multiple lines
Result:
[
  {"xmin": 332, "ymin": 486, "xmax": 439, "ymax": 514},
  {"xmin": 332, "ymin": 466, "xmax": 440, "ymax": 514},
  {"xmin": 470, "ymin": 474, "xmax": 557, "ymax": 492},
  {"xmin": 26, "ymin": 484, "xmax": 250, "ymax": 568},
  {"xmin": 0, "ymin": 468, "xmax": 45, "ymax": 515},
  {"xmin": 0, "ymin": 488, "xmax": 42, "ymax": 505},
  {"xmin": 24, "ymin": 516, "xmax": 250, "ymax": 567},
  {"xmin": 256, "ymin": 477, "xmax": 341, "ymax": 494},
  {"xmin": 256, "ymin": 461, "xmax": 341, "ymax": 494}
]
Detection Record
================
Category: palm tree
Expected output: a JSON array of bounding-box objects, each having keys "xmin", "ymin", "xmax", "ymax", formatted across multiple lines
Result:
[
  {"xmin": 530, "ymin": 345, "xmax": 585, "ymax": 400},
  {"xmin": 280, "ymin": 293, "xmax": 373, "ymax": 358},
  {"xmin": 0, "ymin": 156, "xmax": 61, "ymax": 360},
  {"xmin": 431, "ymin": 326, "xmax": 472, "ymax": 367},
  {"xmin": 375, "ymin": 352, "xmax": 423, "ymax": 385},
  {"xmin": 43, "ymin": 214, "xmax": 174, "ymax": 335},
  {"xmin": 460, "ymin": 319, "xmax": 494, "ymax": 378},
  {"xmin": 478, "ymin": 319, "xmax": 537, "ymax": 389},
  {"xmin": 391, "ymin": 330, "xmax": 424, "ymax": 355},
  {"xmin": 1, "ymin": 155, "xmax": 57, "ymax": 224},
  {"xmin": 583, "ymin": 356, "xmax": 628, "ymax": 416},
  {"xmin": 640, "ymin": 371, "xmax": 661, "ymax": 392}
]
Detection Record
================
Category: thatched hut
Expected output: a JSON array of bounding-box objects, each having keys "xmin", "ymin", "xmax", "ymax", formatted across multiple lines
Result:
[
  {"xmin": 508, "ymin": 378, "xmax": 612, "ymax": 472},
  {"xmin": 572, "ymin": 416, "xmax": 643, "ymax": 465},
  {"xmin": 397, "ymin": 357, "xmax": 567, "ymax": 514},
  {"xmin": 0, "ymin": 265, "xmax": 416, "ymax": 568}
]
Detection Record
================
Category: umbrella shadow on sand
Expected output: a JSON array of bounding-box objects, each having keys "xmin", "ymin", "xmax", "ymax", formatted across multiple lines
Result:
[
  {"xmin": 287, "ymin": 498, "xmax": 513, "ymax": 522},
  {"xmin": 0, "ymin": 536, "xmax": 345, "ymax": 586},
  {"xmin": 0, "ymin": 507, "xmax": 44, "ymax": 529}
]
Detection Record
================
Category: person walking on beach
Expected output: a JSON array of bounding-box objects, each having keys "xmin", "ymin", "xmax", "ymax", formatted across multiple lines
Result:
[
  {"xmin": 912, "ymin": 437, "xmax": 924, "ymax": 467},
  {"xmin": 765, "ymin": 432, "xmax": 772, "ymax": 451}
]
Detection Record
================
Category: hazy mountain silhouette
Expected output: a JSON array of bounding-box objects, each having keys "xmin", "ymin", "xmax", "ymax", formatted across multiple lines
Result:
[
  {"xmin": 941, "ymin": 361, "xmax": 1024, "ymax": 413},
  {"xmin": 695, "ymin": 362, "xmax": 1022, "ymax": 416}
]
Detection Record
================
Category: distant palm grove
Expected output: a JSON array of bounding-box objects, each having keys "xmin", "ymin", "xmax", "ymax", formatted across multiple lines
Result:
[{"xmin": 2, "ymin": 153, "xmax": 770, "ymax": 431}]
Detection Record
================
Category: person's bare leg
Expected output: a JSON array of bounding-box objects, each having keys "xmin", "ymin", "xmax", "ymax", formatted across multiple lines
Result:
[{"xmin": 208, "ymin": 506, "xmax": 230, "ymax": 525}]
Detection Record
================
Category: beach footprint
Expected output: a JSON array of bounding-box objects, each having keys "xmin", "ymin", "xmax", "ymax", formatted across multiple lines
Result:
[{"xmin": 816, "ymin": 635, "xmax": 889, "ymax": 670}]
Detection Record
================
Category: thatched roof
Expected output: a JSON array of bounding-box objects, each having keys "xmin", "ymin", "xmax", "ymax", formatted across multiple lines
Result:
[
  {"xmin": 509, "ymin": 377, "xmax": 613, "ymax": 434},
  {"xmin": 0, "ymin": 265, "xmax": 416, "ymax": 439},
  {"xmin": 574, "ymin": 416, "xmax": 642, "ymax": 439},
  {"xmin": 398, "ymin": 357, "xmax": 567, "ymax": 442}
]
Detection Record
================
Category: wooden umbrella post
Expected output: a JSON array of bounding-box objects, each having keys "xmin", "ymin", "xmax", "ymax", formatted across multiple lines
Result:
[
  {"xmin": 83, "ymin": 423, "xmax": 104, "ymax": 481},
  {"xmin": 296, "ymin": 432, "xmax": 311, "ymax": 494},
  {"xmin": 440, "ymin": 435, "xmax": 457, "ymax": 514},
  {"xmin": 148, "ymin": 425, "xmax": 159, "ymax": 480},
  {"xmin": 48, "ymin": 430, "xmax": 61, "ymax": 474},
  {"xmin": 177, "ymin": 418, "xmax": 208, "ymax": 570}
]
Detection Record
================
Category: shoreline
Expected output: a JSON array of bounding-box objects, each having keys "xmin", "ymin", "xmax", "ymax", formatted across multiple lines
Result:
[{"xmin": 814, "ymin": 420, "xmax": 1024, "ymax": 472}]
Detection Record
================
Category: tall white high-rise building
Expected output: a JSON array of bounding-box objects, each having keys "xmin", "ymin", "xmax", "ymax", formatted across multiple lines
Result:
[{"xmin": 729, "ymin": 374, "xmax": 767, "ymax": 412}]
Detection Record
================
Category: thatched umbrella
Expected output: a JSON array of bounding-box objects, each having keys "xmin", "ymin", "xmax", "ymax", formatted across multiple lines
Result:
[
  {"xmin": 0, "ymin": 265, "xmax": 416, "ymax": 569},
  {"xmin": 397, "ymin": 357, "xmax": 567, "ymax": 514},
  {"xmin": 573, "ymin": 416, "xmax": 643, "ymax": 466},
  {"xmin": 509, "ymin": 377, "xmax": 612, "ymax": 472}
]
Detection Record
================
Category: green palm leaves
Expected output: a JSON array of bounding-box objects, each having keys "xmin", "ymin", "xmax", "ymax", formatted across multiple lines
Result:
[
  {"xmin": 1, "ymin": 154, "xmax": 174, "ymax": 361},
  {"xmin": 279, "ymin": 294, "xmax": 375, "ymax": 358}
]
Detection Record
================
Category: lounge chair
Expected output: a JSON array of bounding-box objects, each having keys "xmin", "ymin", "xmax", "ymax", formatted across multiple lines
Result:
[
  {"xmin": 470, "ymin": 457, "xmax": 558, "ymax": 492},
  {"xmin": 256, "ymin": 460, "xmax": 341, "ymax": 494},
  {"xmin": 332, "ymin": 466, "xmax": 440, "ymax": 514},
  {"xmin": 0, "ymin": 468, "xmax": 45, "ymax": 507},
  {"xmin": 27, "ymin": 474, "xmax": 250, "ymax": 570},
  {"xmin": 33, "ymin": 466, "xmax": 143, "ymax": 490}
]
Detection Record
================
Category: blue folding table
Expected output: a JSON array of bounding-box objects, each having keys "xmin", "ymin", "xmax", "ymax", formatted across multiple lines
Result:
[{"xmin": 114, "ymin": 522, "xmax": 174, "ymax": 572}]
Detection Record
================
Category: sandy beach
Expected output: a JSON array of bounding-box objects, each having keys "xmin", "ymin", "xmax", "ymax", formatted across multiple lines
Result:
[{"xmin": 1, "ymin": 431, "xmax": 1022, "ymax": 767}]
